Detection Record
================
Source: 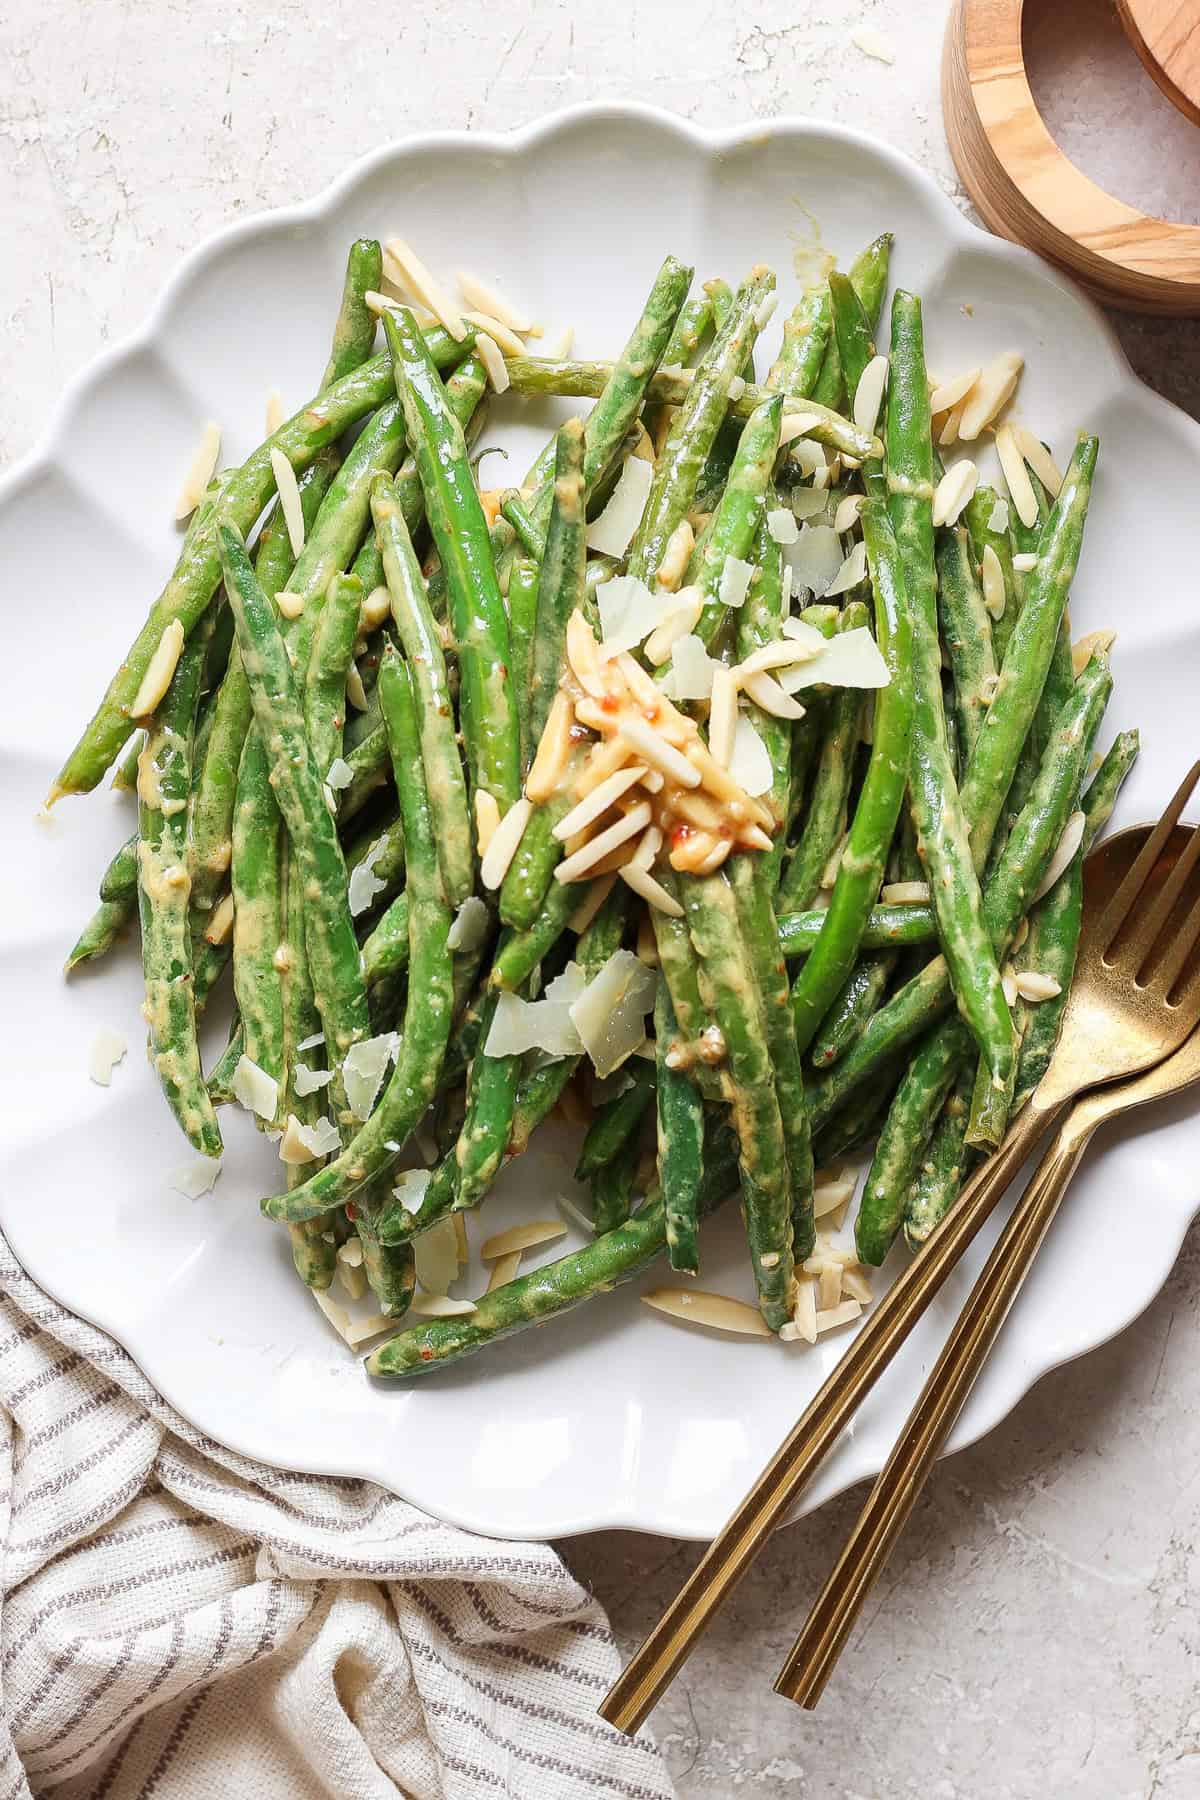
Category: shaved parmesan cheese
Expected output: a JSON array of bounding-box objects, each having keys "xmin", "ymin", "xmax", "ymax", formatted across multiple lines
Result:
[
  {"xmin": 852, "ymin": 24, "xmax": 896, "ymax": 62},
  {"xmin": 269, "ymin": 447, "xmax": 305, "ymax": 556},
  {"xmin": 718, "ymin": 555, "xmax": 755, "ymax": 610},
  {"xmin": 343, "ymin": 1033, "xmax": 398, "ymax": 1120},
  {"xmin": 169, "ymin": 1157, "xmax": 221, "ymax": 1199},
  {"xmin": 929, "ymin": 368, "xmax": 980, "ymax": 415},
  {"xmin": 767, "ymin": 506, "xmax": 799, "ymax": 546},
  {"xmin": 462, "ymin": 309, "xmax": 526, "ymax": 356},
  {"xmin": 88, "ymin": 1027, "xmax": 127, "ymax": 1087},
  {"xmin": 1032, "ymin": 810, "xmax": 1086, "ymax": 900},
  {"xmin": 792, "ymin": 486, "xmax": 831, "ymax": 522},
  {"xmin": 981, "ymin": 544, "xmax": 1007, "ymax": 620},
  {"xmin": 778, "ymin": 627, "xmax": 890, "ymax": 692},
  {"xmin": 485, "ymin": 989, "xmax": 583, "ymax": 1059},
  {"xmin": 987, "ymin": 496, "xmax": 1010, "ymax": 533},
  {"xmin": 383, "ymin": 236, "xmax": 466, "ymax": 340},
  {"xmin": 130, "ymin": 620, "xmax": 186, "ymax": 720},
  {"xmin": 233, "ymin": 1054, "xmax": 278, "ymax": 1121},
  {"xmin": 447, "ymin": 895, "xmax": 489, "ymax": 954},
  {"xmin": 596, "ymin": 573, "xmax": 667, "ymax": 656},
  {"xmin": 824, "ymin": 539, "xmax": 868, "ymax": 597},
  {"xmin": 667, "ymin": 633, "xmax": 719, "ymax": 702},
  {"xmin": 480, "ymin": 796, "xmax": 532, "ymax": 890},
  {"xmin": 348, "ymin": 836, "xmax": 389, "ymax": 917},
  {"xmin": 481, "ymin": 1220, "xmax": 567, "ymax": 1260},
  {"xmin": 569, "ymin": 949, "xmax": 657, "ymax": 1077},
  {"xmin": 644, "ymin": 587, "xmax": 703, "ymax": 665},
  {"xmin": 474, "ymin": 328, "xmax": 510, "ymax": 394},
  {"xmin": 784, "ymin": 524, "xmax": 844, "ymax": 598},
  {"xmin": 413, "ymin": 1214, "xmax": 460, "ymax": 1296},
  {"xmin": 410, "ymin": 1294, "xmax": 478, "ymax": 1319},
  {"xmin": 852, "ymin": 355, "xmax": 889, "ymax": 434},
  {"xmin": 174, "ymin": 421, "xmax": 221, "ymax": 521},
  {"xmin": 282, "ymin": 1113, "xmax": 340, "ymax": 1163},
  {"xmin": 457, "ymin": 270, "xmax": 532, "ymax": 333},
  {"xmin": 958, "ymin": 352, "xmax": 1023, "ymax": 441},
  {"xmin": 642, "ymin": 1287, "xmax": 772, "ymax": 1337},
  {"xmin": 313, "ymin": 1289, "xmax": 353, "ymax": 1342},
  {"xmin": 728, "ymin": 715, "xmax": 773, "ymax": 797},
  {"xmin": 326, "ymin": 757, "xmax": 353, "ymax": 793},
  {"xmin": 392, "ymin": 1168, "xmax": 433, "ymax": 1219},
  {"xmin": 931, "ymin": 459, "xmax": 979, "ymax": 528},
  {"xmin": 293, "ymin": 1062, "xmax": 333, "ymax": 1096},
  {"xmin": 337, "ymin": 1237, "xmax": 365, "ymax": 1269},
  {"xmin": 1012, "ymin": 551, "xmax": 1038, "ymax": 573},
  {"xmin": 345, "ymin": 1311, "xmax": 397, "ymax": 1342},
  {"xmin": 586, "ymin": 454, "xmax": 654, "ymax": 557},
  {"xmin": 1016, "ymin": 971, "xmax": 1062, "ymax": 1002},
  {"xmin": 786, "ymin": 438, "xmax": 827, "ymax": 481}
]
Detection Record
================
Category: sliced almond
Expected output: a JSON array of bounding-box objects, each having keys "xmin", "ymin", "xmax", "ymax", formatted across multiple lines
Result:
[
  {"xmin": 474, "ymin": 330, "xmax": 510, "ymax": 394},
  {"xmin": 555, "ymin": 800, "xmax": 652, "ymax": 883},
  {"xmin": 457, "ymin": 270, "xmax": 533, "ymax": 333},
  {"xmin": 525, "ymin": 690, "xmax": 576, "ymax": 804},
  {"xmin": 995, "ymin": 425, "xmax": 1039, "ymax": 530},
  {"xmin": 840, "ymin": 1266, "xmax": 873, "ymax": 1304},
  {"xmin": 880, "ymin": 880, "xmax": 930, "ymax": 904},
  {"xmin": 567, "ymin": 873, "xmax": 618, "ymax": 934},
  {"xmin": 931, "ymin": 459, "xmax": 979, "ymax": 528},
  {"xmin": 1072, "ymin": 628, "xmax": 1116, "ymax": 677},
  {"xmin": 1012, "ymin": 424, "xmax": 1064, "ymax": 498},
  {"xmin": 474, "ymin": 789, "xmax": 501, "ymax": 858},
  {"xmin": 815, "ymin": 1297, "xmax": 863, "ymax": 1335},
  {"xmin": 980, "ymin": 543, "xmax": 1007, "ymax": 620},
  {"xmin": 1032, "ymin": 809, "xmax": 1086, "ymax": 900},
  {"xmin": 174, "ymin": 421, "xmax": 221, "ymax": 521},
  {"xmin": 641, "ymin": 1287, "xmax": 772, "ymax": 1337},
  {"xmin": 813, "ymin": 1176, "xmax": 857, "ymax": 1219},
  {"xmin": 481, "ymin": 1219, "xmax": 568, "ymax": 1260},
  {"xmin": 480, "ymin": 796, "xmax": 533, "ymax": 889},
  {"xmin": 622, "ymin": 863, "xmax": 684, "ymax": 917},
  {"xmin": 928, "ymin": 367, "xmax": 980, "ymax": 415},
  {"xmin": 383, "ymin": 236, "xmax": 467, "ymax": 340},
  {"xmin": 269, "ymin": 447, "xmax": 305, "ymax": 556},
  {"xmin": 554, "ymin": 765, "xmax": 648, "ymax": 841},
  {"xmin": 130, "ymin": 620, "xmax": 186, "ymax": 719},
  {"xmin": 957, "ymin": 351, "xmax": 1023, "ymax": 441},
  {"xmin": 818, "ymin": 1263, "xmax": 843, "ymax": 1311},
  {"xmin": 408, "ymin": 1294, "xmax": 478, "ymax": 1319},
  {"xmin": 833, "ymin": 493, "xmax": 866, "ymax": 534},
  {"xmin": 486, "ymin": 1249, "xmax": 523, "ymax": 1292},
  {"xmin": 462, "ymin": 309, "xmax": 526, "ymax": 356},
  {"xmin": 852, "ymin": 355, "xmax": 889, "ymax": 436},
  {"xmin": 1015, "ymin": 970, "xmax": 1063, "ymax": 1002},
  {"xmin": 708, "ymin": 666, "xmax": 739, "ymax": 767}
]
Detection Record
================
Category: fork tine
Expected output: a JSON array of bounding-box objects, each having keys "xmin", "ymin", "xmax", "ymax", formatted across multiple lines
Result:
[
  {"xmin": 1151, "ymin": 887, "xmax": 1200, "ymax": 1000},
  {"xmin": 1135, "ymin": 825, "xmax": 1200, "ymax": 985},
  {"xmin": 1096, "ymin": 761, "xmax": 1200, "ymax": 957}
]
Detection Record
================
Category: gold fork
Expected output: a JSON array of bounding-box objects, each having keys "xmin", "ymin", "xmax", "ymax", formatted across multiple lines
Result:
[
  {"xmin": 777, "ymin": 822, "xmax": 1200, "ymax": 1705},
  {"xmin": 600, "ymin": 769, "xmax": 1200, "ymax": 1739}
]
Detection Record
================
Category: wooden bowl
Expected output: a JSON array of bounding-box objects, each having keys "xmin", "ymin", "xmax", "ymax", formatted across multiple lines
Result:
[
  {"xmin": 942, "ymin": 0, "xmax": 1200, "ymax": 314},
  {"xmin": 1116, "ymin": 0, "xmax": 1200, "ymax": 128}
]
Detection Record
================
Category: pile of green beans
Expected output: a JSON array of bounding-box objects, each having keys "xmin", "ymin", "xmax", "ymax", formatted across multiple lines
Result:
[{"xmin": 57, "ymin": 229, "xmax": 1132, "ymax": 1375}]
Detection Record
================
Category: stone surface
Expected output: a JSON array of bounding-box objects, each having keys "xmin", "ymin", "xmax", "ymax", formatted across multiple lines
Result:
[{"xmin": 2, "ymin": 4, "xmax": 1198, "ymax": 1794}]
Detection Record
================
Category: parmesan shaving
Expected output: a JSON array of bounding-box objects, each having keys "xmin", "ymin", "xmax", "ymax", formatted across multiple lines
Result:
[
  {"xmin": 348, "ymin": 835, "xmax": 389, "ymax": 917},
  {"xmin": 642, "ymin": 1288, "xmax": 772, "ymax": 1337},
  {"xmin": 130, "ymin": 620, "xmax": 186, "ymax": 720},
  {"xmin": 852, "ymin": 355, "xmax": 889, "ymax": 434},
  {"xmin": 987, "ymin": 496, "xmax": 1010, "ymax": 532},
  {"xmin": 279, "ymin": 1113, "xmax": 339, "ymax": 1163},
  {"xmin": 851, "ymin": 24, "xmax": 896, "ymax": 62},
  {"xmin": 325, "ymin": 757, "xmax": 353, "ymax": 792},
  {"xmin": 596, "ymin": 574, "xmax": 673, "ymax": 658},
  {"xmin": 1032, "ymin": 810, "xmax": 1086, "ymax": 900},
  {"xmin": 474, "ymin": 329, "xmax": 510, "ymax": 394},
  {"xmin": 777, "ymin": 627, "xmax": 891, "ymax": 692},
  {"xmin": 665, "ymin": 633, "xmax": 718, "ymax": 702},
  {"xmin": 718, "ymin": 555, "xmax": 755, "ymax": 610},
  {"xmin": 728, "ymin": 714, "xmax": 774, "ymax": 797},
  {"xmin": 392, "ymin": 1168, "xmax": 433, "ymax": 1218},
  {"xmin": 446, "ymin": 894, "xmax": 489, "ymax": 953},
  {"xmin": 485, "ymin": 989, "xmax": 583, "ymax": 1060},
  {"xmin": 338, "ymin": 1237, "xmax": 365, "ymax": 1269},
  {"xmin": 413, "ymin": 1215, "xmax": 460, "ymax": 1297},
  {"xmin": 456, "ymin": 270, "xmax": 533, "ymax": 333},
  {"xmin": 784, "ymin": 524, "xmax": 844, "ymax": 598},
  {"xmin": 174, "ymin": 421, "xmax": 221, "ymax": 521},
  {"xmin": 824, "ymin": 539, "xmax": 868, "ymax": 597},
  {"xmin": 792, "ymin": 486, "xmax": 830, "ymax": 522},
  {"xmin": 232, "ymin": 1054, "xmax": 278, "ymax": 1121},
  {"xmin": 481, "ymin": 1220, "xmax": 568, "ymax": 1260},
  {"xmin": 585, "ymin": 454, "xmax": 654, "ymax": 557},
  {"xmin": 86, "ymin": 1025, "xmax": 127, "ymax": 1090},
  {"xmin": 342, "ymin": 1033, "xmax": 398, "ymax": 1121},
  {"xmin": 297, "ymin": 1031, "xmax": 325, "ymax": 1052},
  {"xmin": 767, "ymin": 506, "xmax": 799, "ymax": 546},
  {"xmin": 644, "ymin": 588, "xmax": 703, "ymax": 665},
  {"xmin": 269, "ymin": 447, "xmax": 305, "ymax": 557},
  {"xmin": 480, "ymin": 796, "xmax": 533, "ymax": 889},
  {"xmin": 569, "ymin": 948, "xmax": 657, "ymax": 1077},
  {"xmin": 383, "ymin": 236, "xmax": 467, "ymax": 340},
  {"xmin": 293, "ymin": 1063, "xmax": 333, "ymax": 1096},
  {"xmin": 169, "ymin": 1157, "xmax": 221, "ymax": 1200}
]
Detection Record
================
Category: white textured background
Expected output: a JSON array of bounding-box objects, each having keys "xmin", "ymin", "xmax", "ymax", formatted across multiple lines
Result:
[{"xmin": 3, "ymin": 3, "xmax": 1200, "ymax": 1795}]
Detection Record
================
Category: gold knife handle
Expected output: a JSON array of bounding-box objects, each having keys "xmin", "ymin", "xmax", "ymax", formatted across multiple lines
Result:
[
  {"xmin": 599, "ymin": 1093, "xmax": 1066, "ymax": 1737},
  {"xmin": 775, "ymin": 1107, "xmax": 1094, "ymax": 1708}
]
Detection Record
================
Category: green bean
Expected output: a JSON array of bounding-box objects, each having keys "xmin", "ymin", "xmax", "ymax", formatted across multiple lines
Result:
[
  {"xmin": 592, "ymin": 1131, "xmax": 643, "ymax": 1238},
  {"xmin": 827, "ymin": 270, "xmax": 886, "ymax": 505},
  {"xmin": 964, "ymin": 485, "xmax": 1020, "ymax": 664},
  {"xmin": 767, "ymin": 288, "xmax": 831, "ymax": 399},
  {"xmin": 856, "ymin": 1016, "xmax": 968, "ymax": 1264},
  {"xmin": 1011, "ymin": 727, "xmax": 1139, "ymax": 1116},
  {"xmin": 371, "ymin": 474, "xmax": 473, "ymax": 907},
  {"xmin": 810, "ymin": 952, "xmax": 896, "ymax": 1067},
  {"xmin": 736, "ymin": 506, "xmax": 792, "ymax": 881},
  {"xmin": 452, "ymin": 987, "xmax": 525, "ymax": 1216},
  {"xmin": 731, "ymin": 853, "xmax": 816, "ymax": 1258},
  {"xmin": 321, "ymin": 239, "xmax": 382, "ymax": 389},
  {"xmin": 682, "ymin": 869, "xmax": 794, "ymax": 1328},
  {"xmin": 886, "ymin": 290, "xmax": 1013, "ymax": 1087},
  {"xmin": 505, "ymin": 550, "xmax": 541, "ymax": 770},
  {"xmin": 135, "ymin": 617, "xmax": 222, "ymax": 1157},
  {"xmin": 777, "ymin": 602, "xmax": 869, "ymax": 912},
  {"xmin": 53, "ymin": 326, "xmax": 470, "ymax": 799},
  {"xmin": 790, "ymin": 506, "xmax": 914, "ymax": 1054},
  {"xmin": 651, "ymin": 980, "xmax": 704, "ymax": 1272},
  {"xmin": 65, "ymin": 898, "xmax": 134, "ymax": 972},
  {"xmin": 575, "ymin": 1061, "xmax": 656, "ymax": 1180},
  {"xmin": 778, "ymin": 901, "xmax": 934, "ymax": 957},
  {"xmin": 683, "ymin": 394, "xmax": 784, "ymax": 659},
  {"xmin": 218, "ymin": 524, "xmax": 369, "ymax": 1064},
  {"xmin": 384, "ymin": 308, "xmax": 520, "ymax": 814},
  {"xmin": 367, "ymin": 1137, "xmax": 739, "ymax": 1378},
  {"xmin": 812, "ymin": 1070, "xmax": 896, "ymax": 1166},
  {"xmin": 306, "ymin": 574, "xmax": 362, "ymax": 768},
  {"xmin": 112, "ymin": 732, "xmax": 145, "ymax": 793},
  {"xmin": 206, "ymin": 1022, "xmax": 244, "ymax": 1106},
  {"xmin": 811, "ymin": 653, "xmax": 1113, "ymax": 1142},
  {"xmin": 647, "ymin": 870, "xmax": 722, "ymax": 1104},
  {"xmin": 626, "ymin": 269, "xmax": 776, "ymax": 585},
  {"xmin": 228, "ymin": 732, "xmax": 285, "ymax": 1098},
  {"xmin": 262, "ymin": 649, "xmax": 453, "ymax": 1221},
  {"xmin": 644, "ymin": 288, "xmax": 714, "ymax": 444},
  {"xmin": 813, "ymin": 233, "xmax": 893, "ymax": 411},
  {"xmin": 903, "ymin": 1065, "xmax": 977, "ymax": 1250},
  {"xmin": 936, "ymin": 523, "xmax": 996, "ymax": 770}
]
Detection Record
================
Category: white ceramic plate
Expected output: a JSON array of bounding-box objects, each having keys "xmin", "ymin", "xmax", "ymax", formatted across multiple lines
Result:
[{"xmin": 2, "ymin": 104, "xmax": 1197, "ymax": 1542}]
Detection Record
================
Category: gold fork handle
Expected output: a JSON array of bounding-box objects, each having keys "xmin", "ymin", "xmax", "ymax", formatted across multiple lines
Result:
[
  {"xmin": 774, "ymin": 1110, "xmax": 1095, "ymax": 1708},
  {"xmin": 598, "ymin": 1092, "xmax": 1067, "ymax": 1736}
]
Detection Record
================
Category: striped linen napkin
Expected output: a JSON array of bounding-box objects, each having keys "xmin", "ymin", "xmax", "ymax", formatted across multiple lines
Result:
[{"xmin": 0, "ymin": 1241, "xmax": 671, "ymax": 1800}]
